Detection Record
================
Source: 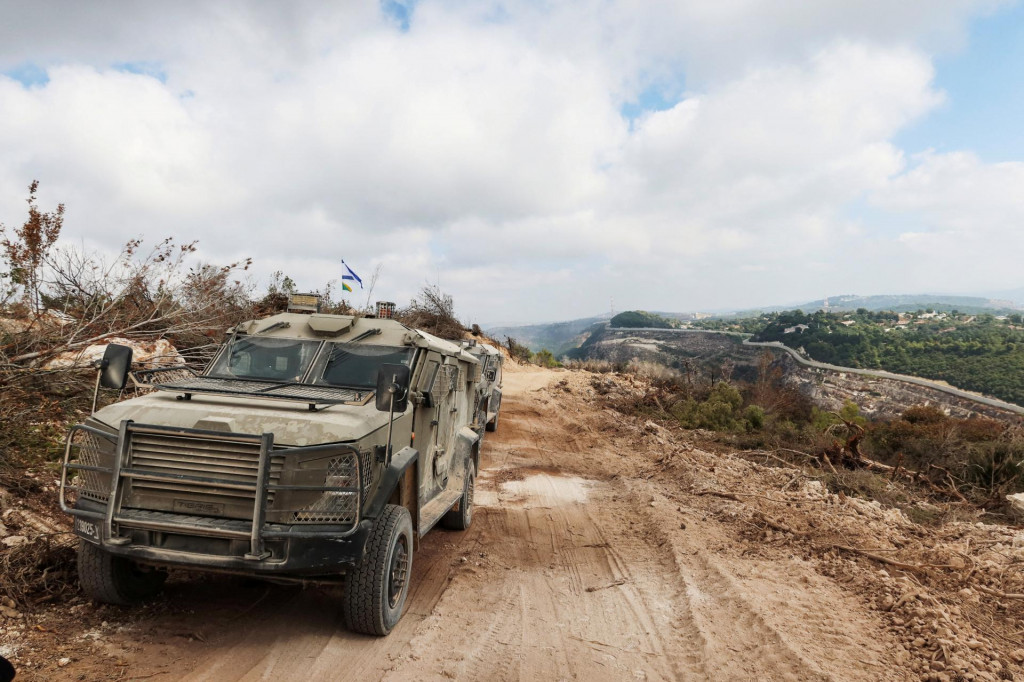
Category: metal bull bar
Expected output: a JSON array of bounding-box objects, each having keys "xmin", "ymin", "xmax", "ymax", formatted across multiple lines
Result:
[{"xmin": 59, "ymin": 421, "xmax": 363, "ymax": 561}]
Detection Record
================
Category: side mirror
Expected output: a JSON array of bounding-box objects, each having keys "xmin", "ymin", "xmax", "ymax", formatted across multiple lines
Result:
[
  {"xmin": 375, "ymin": 364, "xmax": 411, "ymax": 413},
  {"xmin": 99, "ymin": 344, "xmax": 133, "ymax": 390},
  {"xmin": 0, "ymin": 653, "xmax": 14, "ymax": 682}
]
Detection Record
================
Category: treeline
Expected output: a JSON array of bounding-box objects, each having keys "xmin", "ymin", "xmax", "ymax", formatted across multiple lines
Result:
[
  {"xmin": 700, "ymin": 309, "xmax": 1024, "ymax": 406},
  {"xmin": 609, "ymin": 310, "xmax": 676, "ymax": 329}
]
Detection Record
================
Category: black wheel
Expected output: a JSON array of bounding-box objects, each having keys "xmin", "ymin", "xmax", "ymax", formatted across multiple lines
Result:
[
  {"xmin": 441, "ymin": 466, "xmax": 475, "ymax": 531},
  {"xmin": 485, "ymin": 411, "xmax": 499, "ymax": 432},
  {"xmin": 77, "ymin": 540, "xmax": 166, "ymax": 606},
  {"xmin": 343, "ymin": 504, "xmax": 413, "ymax": 636}
]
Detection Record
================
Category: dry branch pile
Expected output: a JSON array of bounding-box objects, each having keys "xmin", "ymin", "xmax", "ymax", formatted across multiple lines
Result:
[
  {"xmin": 0, "ymin": 183, "xmax": 259, "ymax": 616},
  {"xmin": 395, "ymin": 284, "xmax": 466, "ymax": 340}
]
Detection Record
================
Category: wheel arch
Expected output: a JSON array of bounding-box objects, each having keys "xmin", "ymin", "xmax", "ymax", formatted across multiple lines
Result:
[{"xmin": 367, "ymin": 446, "xmax": 419, "ymax": 523}]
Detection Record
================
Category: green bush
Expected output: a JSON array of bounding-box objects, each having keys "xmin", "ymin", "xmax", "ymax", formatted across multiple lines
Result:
[
  {"xmin": 534, "ymin": 349, "xmax": 562, "ymax": 368},
  {"xmin": 505, "ymin": 336, "xmax": 534, "ymax": 364},
  {"xmin": 743, "ymin": 405, "xmax": 766, "ymax": 430},
  {"xmin": 670, "ymin": 382, "xmax": 745, "ymax": 431}
]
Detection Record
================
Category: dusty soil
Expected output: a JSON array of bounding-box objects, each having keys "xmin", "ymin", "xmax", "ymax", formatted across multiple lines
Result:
[{"xmin": 4, "ymin": 362, "xmax": 1024, "ymax": 680}]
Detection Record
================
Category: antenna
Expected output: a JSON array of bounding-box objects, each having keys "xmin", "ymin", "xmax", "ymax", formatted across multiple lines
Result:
[{"xmin": 610, "ymin": 296, "xmax": 615, "ymax": 315}]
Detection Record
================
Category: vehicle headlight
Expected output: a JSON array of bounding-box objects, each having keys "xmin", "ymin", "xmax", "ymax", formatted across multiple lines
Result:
[{"xmin": 292, "ymin": 453, "xmax": 360, "ymax": 524}]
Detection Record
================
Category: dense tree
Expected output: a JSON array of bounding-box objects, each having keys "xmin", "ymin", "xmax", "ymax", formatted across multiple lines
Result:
[{"xmin": 746, "ymin": 310, "xmax": 1024, "ymax": 405}]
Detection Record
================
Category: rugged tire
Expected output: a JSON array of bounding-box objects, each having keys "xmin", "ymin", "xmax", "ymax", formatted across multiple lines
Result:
[
  {"xmin": 485, "ymin": 411, "xmax": 499, "ymax": 433},
  {"xmin": 342, "ymin": 504, "xmax": 413, "ymax": 636},
  {"xmin": 441, "ymin": 466, "xmax": 475, "ymax": 531},
  {"xmin": 77, "ymin": 540, "xmax": 167, "ymax": 606}
]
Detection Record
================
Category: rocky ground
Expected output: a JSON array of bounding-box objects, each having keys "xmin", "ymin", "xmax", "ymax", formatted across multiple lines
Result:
[{"xmin": 2, "ymin": 361, "xmax": 1024, "ymax": 680}]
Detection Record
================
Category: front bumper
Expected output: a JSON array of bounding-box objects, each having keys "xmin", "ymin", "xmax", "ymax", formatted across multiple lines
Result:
[
  {"xmin": 72, "ymin": 498, "xmax": 370, "ymax": 577},
  {"xmin": 61, "ymin": 421, "xmax": 373, "ymax": 578}
]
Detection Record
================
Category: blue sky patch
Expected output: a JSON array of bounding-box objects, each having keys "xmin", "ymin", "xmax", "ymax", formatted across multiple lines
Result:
[
  {"xmin": 381, "ymin": 0, "xmax": 418, "ymax": 32},
  {"xmin": 620, "ymin": 81, "xmax": 680, "ymax": 126},
  {"xmin": 113, "ymin": 61, "xmax": 168, "ymax": 83},
  {"xmin": 2, "ymin": 62, "xmax": 49, "ymax": 87},
  {"xmin": 895, "ymin": 2, "xmax": 1024, "ymax": 163}
]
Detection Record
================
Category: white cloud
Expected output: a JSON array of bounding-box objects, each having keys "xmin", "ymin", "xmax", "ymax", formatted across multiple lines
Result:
[
  {"xmin": 864, "ymin": 151, "xmax": 1024, "ymax": 290},
  {"xmin": 874, "ymin": 151, "xmax": 1024, "ymax": 231},
  {"xmin": 0, "ymin": 0, "xmax": 1020, "ymax": 321}
]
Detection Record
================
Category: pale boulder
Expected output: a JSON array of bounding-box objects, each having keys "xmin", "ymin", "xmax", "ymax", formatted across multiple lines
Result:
[{"xmin": 42, "ymin": 338, "xmax": 185, "ymax": 370}]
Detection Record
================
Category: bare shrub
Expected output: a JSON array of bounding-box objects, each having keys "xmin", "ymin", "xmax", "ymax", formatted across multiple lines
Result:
[
  {"xmin": 0, "ymin": 184, "xmax": 255, "ymax": 498},
  {"xmin": 396, "ymin": 285, "xmax": 465, "ymax": 340},
  {"xmin": 11, "ymin": 237, "xmax": 255, "ymax": 367},
  {"xmin": 0, "ymin": 180, "xmax": 64, "ymax": 312},
  {"xmin": 563, "ymin": 359, "xmax": 628, "ymax": 374},
  {"xmin": 504, "ymin": 336, "xmax": 533, "ymax": 364}
]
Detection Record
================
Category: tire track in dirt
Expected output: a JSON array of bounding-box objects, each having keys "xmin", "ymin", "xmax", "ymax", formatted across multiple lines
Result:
[
  {"xmin": 386, "ymin": 397, "xmax": 711, "ymax": 681},
  {"xmin": 637, "ymin": 484, "xmax": 898, "ymax": 682},
  {"xmin": 174, "ymin": 525, "xmax": 459, "ymax": 682}
]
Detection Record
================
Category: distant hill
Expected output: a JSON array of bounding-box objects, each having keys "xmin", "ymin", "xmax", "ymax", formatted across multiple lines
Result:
[
  {"xmin": 731, "ymin": 294, "xmax": 1023, "ymax": 317},
  {"xmin": 609, "ymin": 310, "xmax": 675, "ymax": 329},
  {"xmin": 979, "ymin": 287, "xmax": 1024, "ymax": 307},
  {"xmin": 489, "ymin": 293, "xmax": 1024, "ymax": 356},
  {"xmin": 487, "ymin": 315, "xmax": 610, "ymax": 355},
  {"xmin": 489, "ymin": 308, "xmax": 708, "ymax": 354}
]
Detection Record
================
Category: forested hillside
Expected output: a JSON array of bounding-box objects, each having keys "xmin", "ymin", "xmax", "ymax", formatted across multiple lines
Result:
[{"xmin": 708, "ymin": 309, "xmax": 1024, "ymax": 405}]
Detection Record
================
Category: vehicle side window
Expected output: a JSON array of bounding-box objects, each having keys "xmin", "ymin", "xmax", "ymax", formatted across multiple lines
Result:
[{"xmin": 418, "ymin": 360, "xmax": 440, "ymax": 392}]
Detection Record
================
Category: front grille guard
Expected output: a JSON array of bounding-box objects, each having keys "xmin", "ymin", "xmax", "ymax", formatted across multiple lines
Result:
[{"xmin": 59, "ymin": 421, "xmax": 364, "ymax": 561}]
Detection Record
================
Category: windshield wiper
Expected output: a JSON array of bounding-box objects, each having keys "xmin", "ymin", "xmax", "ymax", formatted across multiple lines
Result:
[
  {"xmin": 254, "ymin": 321, "xmax": 290, "ymax": 336},
  {"xmin": 229, "ymin": 321, "xmax": 293, "ymax": 355},
  {"xmin": 326, "ymin": 329, "xmax": 383, "ymax": 364}
]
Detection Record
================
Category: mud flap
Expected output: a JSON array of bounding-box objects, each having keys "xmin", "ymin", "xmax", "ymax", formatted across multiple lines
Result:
[{"xmin": 452, "ymin": 427, "xmax": 480, "ymax": 475}]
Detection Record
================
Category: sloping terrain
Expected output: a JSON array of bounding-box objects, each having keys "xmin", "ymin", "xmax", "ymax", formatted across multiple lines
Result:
[{"xmin": 3, "ymin": 362, "xmax": 1024, "ymax": 680}]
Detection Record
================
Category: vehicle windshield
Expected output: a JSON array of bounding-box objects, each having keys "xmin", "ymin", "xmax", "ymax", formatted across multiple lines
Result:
[
  {"xmin": 206, "ymin": 337, "xmax": 322, "ymax": 383},
  {"xmin": 313, "ymin": 343, "xmax": 415, "ymax": 389}
]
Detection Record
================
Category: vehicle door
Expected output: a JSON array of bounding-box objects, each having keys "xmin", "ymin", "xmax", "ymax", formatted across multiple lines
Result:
[{"xmin": 413, "ymin": 352, "xmax": 462, "ymax": 500}]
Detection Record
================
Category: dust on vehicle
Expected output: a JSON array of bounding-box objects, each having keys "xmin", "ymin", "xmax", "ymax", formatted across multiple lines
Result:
[
  {"xmin": 59, "ymin": 296, "xmax": 491, "ymax": 635},
  {"xmin": 464, "ymin": 339, "xmax": 503, "ymax": 433}
]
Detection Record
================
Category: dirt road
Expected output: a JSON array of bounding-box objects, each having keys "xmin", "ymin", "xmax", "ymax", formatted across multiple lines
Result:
[{"xmin": 34, "ymin": 363, "xmax": 907, "ymax": 681}]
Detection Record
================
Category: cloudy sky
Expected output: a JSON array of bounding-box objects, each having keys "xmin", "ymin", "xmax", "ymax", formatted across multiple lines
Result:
[{"xmin": 1, "ymin": 1, "xmax": 1023, "ymax": 325}]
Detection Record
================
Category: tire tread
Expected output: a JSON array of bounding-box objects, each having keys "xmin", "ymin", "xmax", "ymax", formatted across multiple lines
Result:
[
  {"xmin": 440, "ymin": 469, "xmax": 474, "ymax": 531},
  {"xmin": 77, "ymin": 540, "xmax": 165, "ymax": 605},
  {"xmin": 343, "ymin": 505, "xmax": 411, "ymax": 635}
]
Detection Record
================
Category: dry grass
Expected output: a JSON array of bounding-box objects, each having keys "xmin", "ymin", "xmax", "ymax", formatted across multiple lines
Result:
[{"xmin": 0, "ymin": 535, "xmax": 77, "ymax": 608}]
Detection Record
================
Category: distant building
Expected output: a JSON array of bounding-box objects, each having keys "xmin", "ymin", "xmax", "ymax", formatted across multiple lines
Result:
[{"xmin": 784, "ymin": 324, "xmax": 810, "ymax": 334}]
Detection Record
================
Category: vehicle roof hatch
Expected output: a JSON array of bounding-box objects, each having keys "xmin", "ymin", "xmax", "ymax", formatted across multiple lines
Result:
[{"xmin": 307, "ymin": 314, "xmax": 355, "ymax": 335}]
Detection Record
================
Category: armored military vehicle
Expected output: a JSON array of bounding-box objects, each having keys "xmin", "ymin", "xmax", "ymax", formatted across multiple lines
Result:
[
  {"xmin": 463, "ymin": 340, "xmax": 503, "ymax": 433},
  {"xmin": 59, "ymin": 301, "xmax": 488, "ymax": 635}
]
